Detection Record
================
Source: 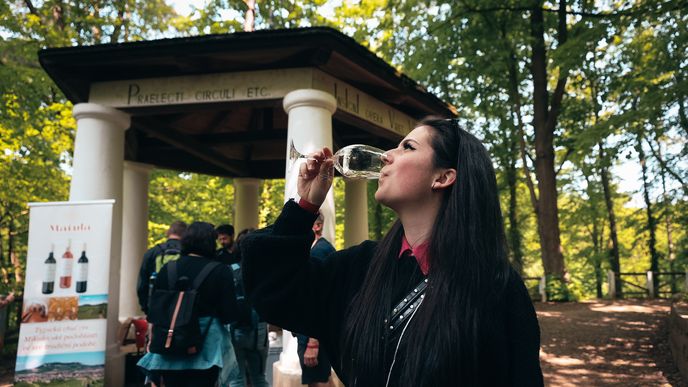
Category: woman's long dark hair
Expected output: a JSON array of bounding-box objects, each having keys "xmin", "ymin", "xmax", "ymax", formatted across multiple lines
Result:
[{"xmin": 342, "ymin": 118, "xmax": 512, "ymax": 386}]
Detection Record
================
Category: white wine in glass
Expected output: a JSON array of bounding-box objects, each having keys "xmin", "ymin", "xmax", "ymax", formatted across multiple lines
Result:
[{"xmin": 288, "ymin": 140, "xmax": 386, "ymax": 179}]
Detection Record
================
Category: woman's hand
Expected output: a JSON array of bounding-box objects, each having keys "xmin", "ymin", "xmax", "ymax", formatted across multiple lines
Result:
[{"xmin": 297, "ymin": 147, "xmax": 334, "ymax": 207}]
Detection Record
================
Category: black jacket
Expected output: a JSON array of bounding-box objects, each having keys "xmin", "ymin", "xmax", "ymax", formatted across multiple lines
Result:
[
  {"xmin": 241, "ymin": 200, "xmax": 544, "ymax": 386},
  {"xmin": 216, "ymin": 247, "xmax": 239, "ymax": 265},
  {"xmin": 136, "ymin": 239, "xmax": 181, "ymax": 313}
]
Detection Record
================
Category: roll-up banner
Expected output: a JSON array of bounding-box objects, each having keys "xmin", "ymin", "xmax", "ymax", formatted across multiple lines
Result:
[{"xmin": 15, "ymin": 200, "xmax": 114, "ymax": 387}]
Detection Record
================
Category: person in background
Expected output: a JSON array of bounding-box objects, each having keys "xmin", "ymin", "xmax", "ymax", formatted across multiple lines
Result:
[
  {"xmin": 216, "ymin": 224, "xmax": 237, "ymax": 265},
  {"xmin": 0, "ymin": 292, "xmax": 14, "ymax": 309},
  {"xmin": 138, "ymin": 222, "xmax": 239, "ymax": 387},
  {"xmin": 137, "ymin": 221, "xmax": 187, "ymax": 314},
  {"xmin": 296, "ymin": 214, "xmax": 336, "ymax": 387},
  {"xmin": 0, "ymin": 292, "xmax": 16, "ymax": 350},
  {"xmin": 240, "ymin": 118, "xmax": 544, "ymax": 386},
  {"xmin": 223, "ymin": 228, "xmax": 270, "ymax": 387}
]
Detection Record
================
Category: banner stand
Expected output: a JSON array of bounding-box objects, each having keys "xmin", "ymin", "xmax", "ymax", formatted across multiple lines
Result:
[{"xmin": 15, "ymin": 200, "xmax": 117, "ymax": 387}]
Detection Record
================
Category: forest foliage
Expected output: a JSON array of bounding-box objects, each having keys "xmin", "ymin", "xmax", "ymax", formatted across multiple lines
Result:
[{"xmin": 1, "ymin": 0, "xmax": 686, "ymax": 300}]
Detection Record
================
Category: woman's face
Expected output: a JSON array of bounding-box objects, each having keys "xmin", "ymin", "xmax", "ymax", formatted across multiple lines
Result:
[{"xmin": 375, "ymin": 125, "xmax": 439, "ymax": 210}]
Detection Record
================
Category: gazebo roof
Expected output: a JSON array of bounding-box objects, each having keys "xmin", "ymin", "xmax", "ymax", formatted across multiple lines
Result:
[{"xmin": 39, "ymin": 27, "xmax": 456, "ymax": 178}]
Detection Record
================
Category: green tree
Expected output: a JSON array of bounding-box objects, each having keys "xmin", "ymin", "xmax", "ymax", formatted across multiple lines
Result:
[
  {"xmin": 0, "ymin": 0, "xmax": 181, "ymax": 292},
  {"xmin": 147, "ymin": 170, "xmax": 235, "ymax": 245},
  {"xmin": 331, "ymin": 0, "xmax": 688, "ymax": 299},
  {"xmin": 2, "ymin": 0, "xmax": 688, "ymax": 303},
  {"xmin": 0, "ymin": 101, "xmax": 74, "ymax": 292}
]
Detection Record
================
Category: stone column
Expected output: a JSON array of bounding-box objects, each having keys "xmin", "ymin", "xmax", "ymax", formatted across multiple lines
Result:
[
  {"xmin": 234, "ymin": 178, "xmax": 261, "ymax": 233},
  {"xmin": 283, "ymin": 89, "xmax": 337, "ymax": 243},
  {"xmin": 70, "ymin": 103, "xmax": 130, "ymax": 387},
  {"xmin": 276, "ymin": 89, "xmax": 337, "ymax": 386},
  {"xmin": 344, "ymin": 179, "xmax": 369, "ymax": 248},
  {"xmin": 120, "ymin": 161, "xmax": 153, "ymax": 319}
]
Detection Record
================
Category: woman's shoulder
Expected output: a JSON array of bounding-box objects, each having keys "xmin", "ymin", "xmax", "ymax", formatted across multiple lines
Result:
[
  {"xmin": 499, "ymin": 266, "xmax": 539, "ymax": 318},
  {"xmin": 495, "ymin": 265, "xmax": 526, "ymax": 298},
  {"xmin": 506, "ymin": 266, "xmax": 528, "ymax": 290}
]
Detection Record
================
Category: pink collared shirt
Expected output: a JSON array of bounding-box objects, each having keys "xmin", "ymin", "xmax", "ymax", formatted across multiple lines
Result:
[{"xmin": 398, "ymin": 236, "xmax": 430, "ymax": 275}]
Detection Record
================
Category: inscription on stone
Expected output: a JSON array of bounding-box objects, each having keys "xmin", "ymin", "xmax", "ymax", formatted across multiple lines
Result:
[
  {"xmin": 127, "ymin": 84, "xmax": 185, "ymax": 105},
  {"xmin": 247, "ymin": 86, "xmax": 269, "ymax": 98},
  {"xmin": 313, "ymin": 70, "xmax": 415, "ymax": 137},
  {"xmin": 90, "ymin": 69, "xmax": 310, "ymax": 108},
  {"xmin": 194, "ymin": 88, "xmax": 236, "ymax": 101},
  {"xmin": 90, "ymin": 68, "xmax": 417, "ymax": 138},
  {"xmin": 334, "ymin": 84, "xmax": 360, "ymax": 114},
  {"xmin": 365, "ymin": 109, "xmax": 384, "ymax": 124}
]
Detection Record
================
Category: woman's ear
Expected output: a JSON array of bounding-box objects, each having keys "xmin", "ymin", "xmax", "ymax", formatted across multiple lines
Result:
[{"xmin": 433, "ymin": 168, "xmax": 457, "ymax": 190}]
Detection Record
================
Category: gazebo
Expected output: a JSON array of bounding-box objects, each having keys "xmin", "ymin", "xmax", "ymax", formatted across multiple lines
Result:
[{"xmin": 39, "ymin": 27, "xmax": 455, "ymax": 386}]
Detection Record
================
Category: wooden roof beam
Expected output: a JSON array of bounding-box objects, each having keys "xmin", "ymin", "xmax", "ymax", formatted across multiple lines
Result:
[{"xmin": 134, "ymin": 118, "xmax": 246, "ymax": 176}]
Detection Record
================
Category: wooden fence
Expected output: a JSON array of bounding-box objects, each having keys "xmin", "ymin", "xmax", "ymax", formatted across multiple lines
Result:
[
  {"xmin": 608, "ymin": 270, "xmax": 687, "ymax": 299},
  {"xmin": 521, "ymin": 270, "xmax": 686, "ymax": 301}
]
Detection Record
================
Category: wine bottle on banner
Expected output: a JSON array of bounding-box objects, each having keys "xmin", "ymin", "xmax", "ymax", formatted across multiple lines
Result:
[
  {"xmin": 59, "ymin": 239, "xmax": 73, "ymax": 289},
  {"xmin": 76, "ymin": 243, "xmax": 89, "ymax": 293},
  {"xmin": 42, "ymin": 245, "xmax": 56, "ymax": 294}
]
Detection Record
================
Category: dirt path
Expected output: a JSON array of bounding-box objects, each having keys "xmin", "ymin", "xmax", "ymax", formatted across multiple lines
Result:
[{"xmin": 537, "ymin": 300, "xmax": 683, "ymax": 386}]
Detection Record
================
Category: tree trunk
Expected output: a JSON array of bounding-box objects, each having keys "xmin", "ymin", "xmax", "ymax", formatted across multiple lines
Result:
[
  {"xmin": 124, "ymin": 4, "xmax": 131, "ymax": 42},
  {"xmin": 591, "ymin": 217, "xmax": 603, "ymax": 299},
  {"xmin": 659, "ymin": 149, "xmax": 676, "ymax": 293},
  {"xmin": 500, "ymin": 14, "xmax": 538, "ymax": 219},
  {"xmin": 90, "ymin": 3, "xmax": 103, "ymax": 43},
  {"xmin": 0, "ymin": 224, "xmax": 10, "ymax": 287},
  {"xmin": 110, "ymin": 0, "xmax": 127, "ymax": 43},
  {"xmin": 598, "ymin": 143, "xmax": 622, "ymax": 296},
  {"xmin": 244, "ymin": 0, "xmax": 256, "ymax": 32},
  {"xmin": 496, "ymin": 21, "xmax": 526, "ymax": 277},
  {"xmin": 676, "ymin": 73, "xmax": 688, "ymax": 135},
  {"xmin": 506, "ymin": 125, "xmax": 524, "ymax": 276},
  {"xmin": 645, "ymin": 137, "xmax": 688, "ymax": 195},
  {"xmin": 637, "ymin": 134, "xmax": 659, "ymax": 291},
  {"xmin": 529, "ymin": 2, "xmax": 567, "ymax": 279},
  {"xmin": 0, "ymin": 219, "xmax": 4, "ymax": 267},
  {"xmin": 8, "ymin": 218, "xmax": 22, "ymax": 285},
  {"xmin": 679, "ymin": 96, "xmax": 688, "ymax": 135},
  {"xmin": 507, "ymin": 46, "xmax": 538, "ymax": 214},
  {"xmin": 7, "ymin": 218, "xmax": 13, "ymax": 267},
  {"xmin": 52, "ymin": 2, "xmax": 65, "ymax": 31},
  {"xmin": 585, "ymin": 50, "xmax": 609, "ymax": 299},
  {"xmin": 24, "ymin": 0, "xmax": 38, "ymax": 15},
  {"xmin": 583, "ymin": 173, "xmax": 604, "ymax": 298}
]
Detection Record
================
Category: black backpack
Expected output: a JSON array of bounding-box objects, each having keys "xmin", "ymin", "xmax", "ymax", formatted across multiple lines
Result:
[
  {"xmin": 147, "ymin": 260, "xmax": 220, "ymax": 356},
  {"xmin": 154, "ymin": 243, "xmax": 182, "ymax": 273},
  {"xmin": 145, "ymin": 243, "xmax": 183, "ymax": 312},
  {"xmin": 229, "ymin": 262, "xmax": 264, "ymax": 350},
  {"xmin": 229, "ymin": 262, "xmax": 255, "ymax": 328}
]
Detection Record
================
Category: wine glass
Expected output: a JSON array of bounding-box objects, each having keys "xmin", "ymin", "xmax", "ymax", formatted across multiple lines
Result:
[{"xmin": 288, "ymin": 140, "xmax": 386, "ymax": 179}]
